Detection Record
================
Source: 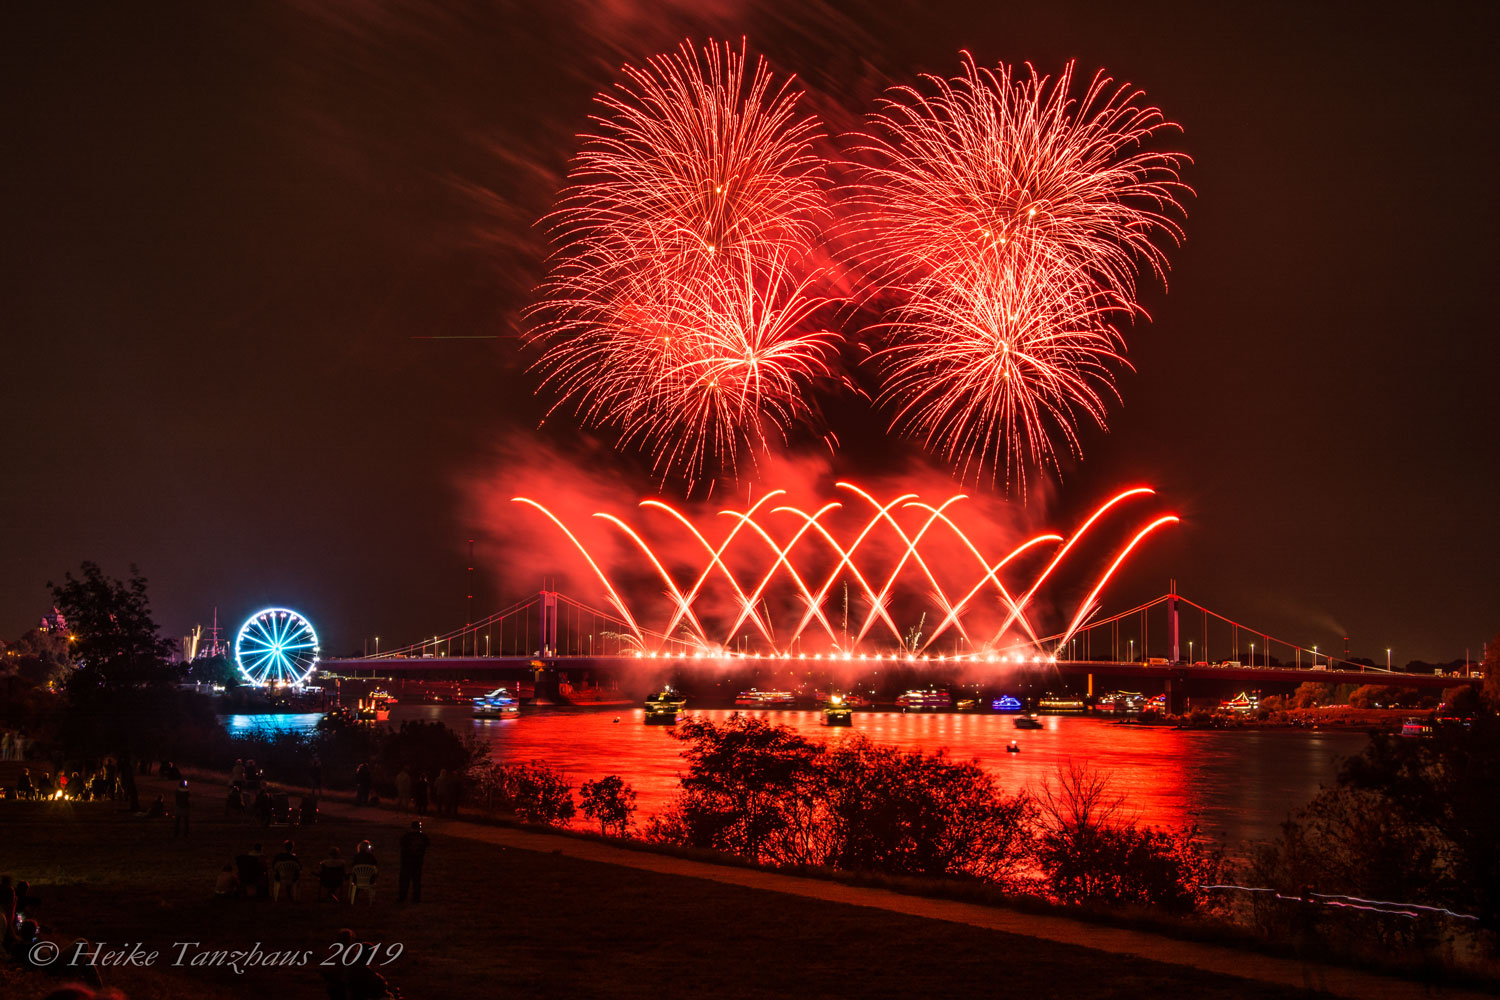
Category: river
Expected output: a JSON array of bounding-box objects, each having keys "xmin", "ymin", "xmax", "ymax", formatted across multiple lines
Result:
[{"xmin": 225, "ymin": 704, "xmax": 1367, "ymax": 853}]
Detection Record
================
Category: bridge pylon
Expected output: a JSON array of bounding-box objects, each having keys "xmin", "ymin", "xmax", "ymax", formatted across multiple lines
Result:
[
  {"xmin": 1167, "ymin": 584, "xmax": 1180, "ymax": 663},
  {"xmin": 540, "ymin": 590, "xmax": 558, "ymax": 656}
]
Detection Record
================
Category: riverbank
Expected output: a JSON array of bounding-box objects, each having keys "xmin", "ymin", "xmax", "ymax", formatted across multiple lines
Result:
[
  {"xmin": 0, "ymin": 789, "xmax": 1311, "ymax": 1000},
  {"xmin": 5, "ymin": 771, "xmax": 1494, "ymax": 1000}
]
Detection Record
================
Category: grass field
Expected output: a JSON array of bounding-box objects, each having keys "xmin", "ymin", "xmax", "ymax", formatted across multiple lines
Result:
[{"xmin": 0, "ymin": 794, "xmax": 1316, "ymax": 999}]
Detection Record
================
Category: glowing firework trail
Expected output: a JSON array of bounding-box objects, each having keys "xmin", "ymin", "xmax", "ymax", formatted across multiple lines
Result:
[
  {"xmin": 721, "ymin": 502, "xmax": 845, "ymax": 643},
  {"xmin": 918, "ymin": 529, "xmax": 1065, "ymax": 652},
  {"xmin": 1057, "ymin": 514, "xmax": 1180, "ymax": 649},
  {"xmin": 531, "ymin": 40, "xmax": 840, "ymax": 486},
  {"xmin": 511, "ymin": 498, "xmax": 644, "ymax": 644},
  {"xmin": 510, "ymin": 487, "xmax": 1178, "ymax": 656},
  {"xmin": 855, "ymin": 55, "xmax": 1189, "ymax": 488},
  {"xmin": 990, "ymin": 486, "xmax": 1154, "ymax": 643},
  {"xmin": 641, "ymin": 495, "xmax": 780, "ymax": 644}
]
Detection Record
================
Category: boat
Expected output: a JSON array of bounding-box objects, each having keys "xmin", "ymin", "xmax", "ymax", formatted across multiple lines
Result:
[
  {"xmin": 1037, "ymin": 694, "xmax": 1085, "ymax": 713},
  {"xmin": 822, "ymin": 694, "xmax": 854, "ymax": 727},
  {"xmin": 1400, "ymin": 717, "xmax": 1434, "ymax": 738},
  {"xmin": 644, "ymin": 687, "xmax": 686, "ymax": 725},
  {"xmin": 1006, "ymin": 740, "xmax": 1021, "ymax": 753},
  {"xmin": 1100, "ymin": 691, "xmax": 1146, "ymax": 713},
  {"xmin": 896, "ymin": 689, "xmax": 952, "ymax": 711},
  {"xmin": 1013, "ymin": 716, "xmax": 1043, "ymax": 730},
  {"xmin": 991, "ymin": 695, "xmax": 1023, "ymax": 712},
  {"xmin": 354, "ymin": 689, "xmax": 394, "ymax": 721},
  {"xmin": 472, "ymin": 687, "xmax": 520, "ymax": 719},
  {"xmin": 734, "ymin": 689, "xmax": 797, "ymax": 708},
  {"xmin": 1221, "ymin": 691, "xmax": 1261, "ymax": 713}
]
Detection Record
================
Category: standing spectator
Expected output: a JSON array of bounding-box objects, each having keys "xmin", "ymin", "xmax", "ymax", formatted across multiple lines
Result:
[
  {"xmin": 231, "ymin": 759, "xmax": 246, "ymax": 785},
  {"xmin": 17, "ymin": 769, "xmax": 32, "ymax": 800},
  {"xmin": 254, "ymin": 787, "xmax": 273, "ymax": 827},
  {"xmin": 272, "ymin": 840, "xmax": 302, "ymax": 902},
  {"xmin": 412, "ymin": 772, "xmax": 429, "ymax": 817},
  {"xmin": 235, "ymin": 843, "xmax": 269, "ymax": 898},
  {"xmin": 173, "ymin": 780, "xmax": 192, "ymax": 837},
  {"xmin": 354, "ymin": 763, "xmax": 372, "ymax": 808},
  {"xmin": 310, "ymin": 754, "xmax": 323, "ymax": 795},
  {"xmin": 394, "ymin": 767, "xmax": 412, "ymax": 814},
  {"xmin": 397, "ymin": 821, "xmax": 430, "ymax": 904}
]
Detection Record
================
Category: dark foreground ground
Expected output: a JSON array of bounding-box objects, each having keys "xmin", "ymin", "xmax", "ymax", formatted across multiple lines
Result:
[{"xmin": 0, "ymin": 796, "xmax": 1314, "ymax": 1000}]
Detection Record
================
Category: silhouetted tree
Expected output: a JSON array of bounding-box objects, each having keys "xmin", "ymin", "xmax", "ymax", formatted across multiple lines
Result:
[{"xmin": 48, "ymin": 562, "xmax": 177, "ymax": 697}]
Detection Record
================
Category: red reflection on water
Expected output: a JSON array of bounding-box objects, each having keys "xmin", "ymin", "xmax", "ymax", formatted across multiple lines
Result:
[{"xmin": 393, "ymin": 706, "xmax": 1364, "ymax": 851}]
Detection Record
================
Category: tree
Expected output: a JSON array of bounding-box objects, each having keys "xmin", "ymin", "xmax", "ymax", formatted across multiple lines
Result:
[
  {"xmin": 580, "ymin": 775, "xmax": 637, "ymax": 837},
  {"xmin": 48, "ymin": 562, "xmax": 177, "ymax": 697},
  {"xmin": 185, "ymin": 654, "xmax": 241, "ymax": 689}
]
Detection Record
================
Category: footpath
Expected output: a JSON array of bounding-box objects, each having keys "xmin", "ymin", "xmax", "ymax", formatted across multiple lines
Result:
[{"xmin": 167, "ymin": 770, "xmax": 1493, "ymax": 1000}]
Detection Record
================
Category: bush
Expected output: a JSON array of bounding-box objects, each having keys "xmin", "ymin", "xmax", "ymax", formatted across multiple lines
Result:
[
  {"xmin": 647, "ymin": 717, "xmax": 1033, "ymax": 885},
  {"xmin": 1034, "ymin": 762, "xmax": 1222, "ymax": 914},
  {"xmin": 475, "ymin": 759, "xmax": 575, "ymax": 826},
  {"xmin": 580, "ymin": 775, "xmax": 637, "ymax": 837},
  {"xmin": 820, "ymin": 739, "xmax": 1032, "ymax": 885}
]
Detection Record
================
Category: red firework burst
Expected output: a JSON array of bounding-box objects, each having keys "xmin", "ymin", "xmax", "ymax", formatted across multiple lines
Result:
[
  {"xmin": 530, "ymin": 40, "xmax": 840, "ymax": 487},
  {"xmin": 854, "ymin": 55, "xmax": 1190, "ymax": 489},
  {"xmin": 874, "ymin": 250, "xmax": 1133, "ymax": 488}
]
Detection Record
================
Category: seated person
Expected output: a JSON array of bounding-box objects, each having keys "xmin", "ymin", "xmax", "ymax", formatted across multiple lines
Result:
[
  {"xmin": 298, "ymin": 795, "xmax": 317, "ymax": 827},
  {"xmin": 213, "ymin": 863, "xmax": 239, "ymax": 897},
  {"xmin": 317, "ymin": 847, "xmax": 347, "ymax": 902},
  {"xmin": 271, "ymin": 789, "xmax": 291, "ymax": 824},
  {"xmin": 235, "ymin": 845, "xmax": 269, "ymax": 898},
  {"xmin": 271, "ymin": 840, "xmax": 301, "ymax": 902},
  {"xmin": 145, "ymin": 794, "xmax": 166, "ymax": 819}
]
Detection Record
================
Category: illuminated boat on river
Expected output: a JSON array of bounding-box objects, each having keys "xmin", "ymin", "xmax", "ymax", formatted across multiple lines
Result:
[
  {"xmin": 822, "ymin": 694, "xmax": 853, "ymax": 727},
  {"xmin": 1037, "ymin": 694, "xmax": 1085, "ymax": 713},
  {"xmin": 896, "ymin": 689, "xmax": 952, "ymax": 711},
  {"xmin": 1013, "ymin": 715, "xmax": 1043, "ymax": 730},
  {"xmin": 991, "ymin": 695, "xmax": 1023, "ymax": 712},
  {"xmin": 734, "ymin": 689, "xmax": 797, "ymax": 708},
  {"xmin": 472, "ymin": 687, "xmax": 520, "ymax": 719},
  {"xmin": 644, "ymin": 687, "xmax": 686, "ymax": 725},
  {"xmin": 355, "ymin": 690, "xmax": 395, "ymax": 721}
]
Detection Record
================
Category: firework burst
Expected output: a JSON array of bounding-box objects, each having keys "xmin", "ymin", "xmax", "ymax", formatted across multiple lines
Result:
[
  {"xmin": 530, "ymin": 40, "xmax": 840, "ymax": 487},
  {"xmin": 854, "ymin": 55, "xmax": 1190, "ymax": 489},
  {"xmin": 874, "ymin": 249, "xmax": 1133, "ymax": 486}
]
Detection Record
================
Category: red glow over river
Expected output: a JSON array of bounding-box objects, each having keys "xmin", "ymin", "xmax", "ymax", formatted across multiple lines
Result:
[{"xmin": 390, "ymin": 705, "xmax": 1365, "ymax": 852}]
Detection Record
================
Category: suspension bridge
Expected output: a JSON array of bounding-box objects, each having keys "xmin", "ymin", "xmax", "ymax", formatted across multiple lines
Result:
[{"xmin": 318, "ymin": 588, "xmax": 1473, "ymax": 712}]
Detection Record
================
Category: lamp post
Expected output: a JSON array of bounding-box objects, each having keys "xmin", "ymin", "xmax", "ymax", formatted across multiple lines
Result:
[
  {"xmin": 1313, "ymin": 645, "xmax": 1318, "ymax": 668},
  {"xmin": 1188, "ymin": 640, "xmax": 1194, "ymax": 664},
  {"xmin": 1250, "ymin": 642, "xmax": 1255, "ymax": 667},
  {"xmin": 1386, "ymin": 648, "xmax": 1391, "ymax": 671},
  {"xmin": 374, "ymin": 636, "xmax": 379, "ymax": 657},
  {"xmin": 1129, "ymin": 639, "xmax": 1135, "ymax": 663}
]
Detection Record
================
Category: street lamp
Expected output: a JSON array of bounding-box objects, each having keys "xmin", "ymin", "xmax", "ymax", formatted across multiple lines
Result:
[
  {"xmin": 1250, "ymin": 642, "xmax": 1255, "ymax": 667},
  {"xmin": 1313, "ymin": 645, "xmax": 1318, "ymax": 668},
  {"xmin": 1188, "ymin": 640, "xmax": 1194, "ymax": 664},
  {"xmin": 1386, "ymin": 648, "xmax": 1391, "ymax": 671},
  {"xmin": 1129, "ymin": 639, "xmax": 1135, "ymax": 662},
  {"xmin": 374, "ymin": 636, "xmax": 379, "ymax": 656}
]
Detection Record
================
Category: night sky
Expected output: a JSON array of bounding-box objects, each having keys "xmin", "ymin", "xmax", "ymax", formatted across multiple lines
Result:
[{"xmin": 4, "ymin": 0, "xmax": 1496, "ymax": 663}]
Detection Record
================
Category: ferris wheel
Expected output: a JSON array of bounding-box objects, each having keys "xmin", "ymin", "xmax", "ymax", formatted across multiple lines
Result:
[{"xmin": 235, "ymin": 608, "xmax": 320, "ymax": 687}]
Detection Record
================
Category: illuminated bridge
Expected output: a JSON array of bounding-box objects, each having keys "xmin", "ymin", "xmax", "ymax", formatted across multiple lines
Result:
[{"xmin": 320, "ymin": 589, "xmax": 1475, "ymax": 711}]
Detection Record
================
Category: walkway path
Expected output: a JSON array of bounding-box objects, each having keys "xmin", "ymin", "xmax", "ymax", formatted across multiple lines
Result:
[{"xmin": 179, "ymin": 770, "xmax": 1492, "ymax": 1000}]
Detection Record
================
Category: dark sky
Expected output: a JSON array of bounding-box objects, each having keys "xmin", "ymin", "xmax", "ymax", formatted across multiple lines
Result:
[{"xmin": 3, "ymin": 0, "xmax": 1497, "ymax": 664}]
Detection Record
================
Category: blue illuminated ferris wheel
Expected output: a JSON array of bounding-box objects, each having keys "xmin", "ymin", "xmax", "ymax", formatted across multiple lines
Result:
[{"xmin": 235, "ymin": 608, "xmax": 320, "ymax": 687}]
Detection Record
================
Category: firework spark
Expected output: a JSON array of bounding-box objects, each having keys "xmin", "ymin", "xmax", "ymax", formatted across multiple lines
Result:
[
  {"xmin": 530, "ymin": 41, "xmax": 840, "ymax": 487},
  {"xmin": 854, "ymin": 55, "xmax": 1190, "ymax": 489}
]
